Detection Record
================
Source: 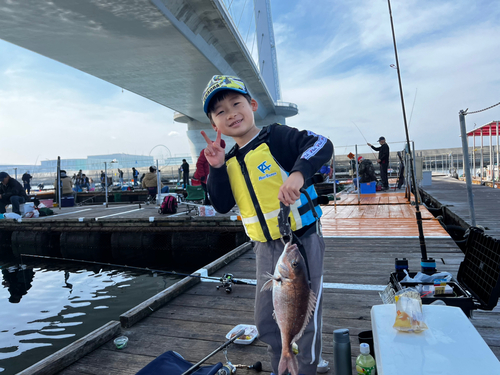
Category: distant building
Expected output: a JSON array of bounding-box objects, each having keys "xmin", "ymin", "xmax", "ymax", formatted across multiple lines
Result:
[{"xmin": 1, "ymin": 153, "xmax": 193, "ymax": 176}]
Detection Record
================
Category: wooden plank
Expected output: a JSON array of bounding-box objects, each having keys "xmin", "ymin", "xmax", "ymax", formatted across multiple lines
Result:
[
  {"xmin": 120, "ymin": 275, "xmax": 200, "ymax": 328},
  {"xmin": 119, "ymin": 242, "xmax": 252, "ymax": 328},
  {"xmin": 18, "ymin": 320, "xmax": 120, "ymax": 375}
]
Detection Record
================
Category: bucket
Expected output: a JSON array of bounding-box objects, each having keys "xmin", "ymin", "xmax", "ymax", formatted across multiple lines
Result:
[{"xmin": 358, "ymin": 330, "xmax": 374, "ymax": 356}]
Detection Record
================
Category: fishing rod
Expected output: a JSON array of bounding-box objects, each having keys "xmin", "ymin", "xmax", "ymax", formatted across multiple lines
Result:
[
  {"xmin": 20, "ymin": 254, "xmax": 256, "ymax": 291},
  {"xmin": 181, "ymin": 328, "xmax": 245, "ymax": 375},
  {"xmin": 351, "ymin": 121, "xmax": 378, "ymax": 160},
  {"xmin": 386, "ymin": 0, "xmax": 431, "ymax": 271}
]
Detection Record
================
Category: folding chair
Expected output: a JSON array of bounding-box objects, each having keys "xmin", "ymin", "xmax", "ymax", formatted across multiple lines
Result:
[
  {"xmin": 145, "ymin": 187, "xmax": 157, "ymax": 205},
  {"xmin": 185, "ymin": 185, "xmax": 205, "ymax": 204},
  {"xmin": 181, "ymin": 185, "xmax": 205, "ymax": 215}
]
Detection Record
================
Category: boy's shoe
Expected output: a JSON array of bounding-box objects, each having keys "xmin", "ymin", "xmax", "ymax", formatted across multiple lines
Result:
[{"xmin": 317, "ymin": 359, "xmax": 330, "ymax": 373}]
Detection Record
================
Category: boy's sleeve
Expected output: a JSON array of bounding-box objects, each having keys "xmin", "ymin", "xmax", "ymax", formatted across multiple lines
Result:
[
  {"xmin": 270, "ymin": 125, "xmax": 333, "ymax": 180},
  {"xmin": 371, "ymin": 145, "xmax": 381, "ymax": 151},
  {"xmin": 207, "ymin": 165, "xmax": 236, "ymax": 213}
]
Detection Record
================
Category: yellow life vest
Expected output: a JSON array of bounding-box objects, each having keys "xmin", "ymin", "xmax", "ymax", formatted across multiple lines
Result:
[{"xmin": 226, "ymin": 141, "xmax": 321, "ymax": 242}]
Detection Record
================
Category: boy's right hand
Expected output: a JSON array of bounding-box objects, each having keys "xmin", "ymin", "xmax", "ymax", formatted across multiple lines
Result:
[{"xmin": 201, "ymin": 130, "xmax": 225, "ymax": 168}]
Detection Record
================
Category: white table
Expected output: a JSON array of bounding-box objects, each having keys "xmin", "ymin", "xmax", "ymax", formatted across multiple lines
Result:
[{"xmin": 371, "ymin": 304, "xmax": 500, "ymax": 375}]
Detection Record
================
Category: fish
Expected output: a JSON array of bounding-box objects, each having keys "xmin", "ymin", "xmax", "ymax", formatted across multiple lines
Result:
[{"xmin": 261, "ymin": 242, "xmax": 317, "ymax": 375}]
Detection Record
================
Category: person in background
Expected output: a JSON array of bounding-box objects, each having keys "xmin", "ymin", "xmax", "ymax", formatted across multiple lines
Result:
[
  {"xmin": 81, "ymin": 174, "xmax": 90, "ymax": 191},
  {"xmin": 132, "ymin": 167, "xmax": 139, "ymax": 186},
  {"xmin": 100, "ymin": 170, "xmax": 105, "ymax": 190},
  {"xmin": 194, "ymin": 139, "xmax": 226, "ymax": 205},
  {"xmin": 357, "ymin": 156, "xmax": 377, "ymax": 183},
  {"xmin": 54, "ymin": 170, "xmax": 74, "ymax": 201},
  {"xmin": 142, "ymin": 166, "xmax": 168, "ymax": 201},
  {"xmin": 118, "ymin": 168, "xmax": 124, "ymax": 185},
  {"xmin": 181, "ymin": 159, "xmax": 190, "ymax": 189},
  {"xmin": 0, "ymin": 172, "xmax": 28, "ymax": 215},
  {"xmin": 368, "ymin": 136, "xmax": 390, "ymax": 190},
  {"xmin": 22, "ymin": 171, "xmax": 32, "ymax": 195}
]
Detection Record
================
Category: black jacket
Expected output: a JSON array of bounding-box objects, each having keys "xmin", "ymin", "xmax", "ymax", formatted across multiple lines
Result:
[
  {"xmin": 0, "ymin": 178, "xmax": 28, "ymax": 201},
  {"xmin": 370, "ymin": 143, "xmax": 390, "ymax": 164},
  {"xmin": 208, "ymin": 124, "xmax": 333, "ymax": 214}
]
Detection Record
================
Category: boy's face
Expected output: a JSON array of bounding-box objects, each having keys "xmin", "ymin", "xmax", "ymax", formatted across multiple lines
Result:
[{"xmin": 210, "ymin": 92, "xmax": 258, "ymax": 141}]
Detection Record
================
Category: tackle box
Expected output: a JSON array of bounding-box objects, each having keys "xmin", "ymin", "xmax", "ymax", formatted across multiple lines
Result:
[{"xmin": 390, "ymin": 227, "xmax": 500, "ymax": 317}]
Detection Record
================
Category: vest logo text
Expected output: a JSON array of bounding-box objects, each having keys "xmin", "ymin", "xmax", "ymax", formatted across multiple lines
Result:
[{"xmin": 257, "ymin": 161, "xmax": 276, "ymax": 181}]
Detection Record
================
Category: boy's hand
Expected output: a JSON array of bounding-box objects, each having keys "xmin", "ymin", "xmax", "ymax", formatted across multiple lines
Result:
[
  {"xmin": 278, "ymin": 172, "xmax": 304, "ymax": 206},
  {"xmin": 367, "ymin": 142, "xmax": 372, "ymax": 147},
  {"xmin": 201, "ymin": 130, "xmax": 225, "ymax": 168}
]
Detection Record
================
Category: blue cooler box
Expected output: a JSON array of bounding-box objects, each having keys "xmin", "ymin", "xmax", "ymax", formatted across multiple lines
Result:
[
  {"xmin": 360, "ymin": 182, "xmax": 376, "ymax": 194},
  {"xmin": 61, "ymin": 196, "xmax": 75, "ymax": 207}
]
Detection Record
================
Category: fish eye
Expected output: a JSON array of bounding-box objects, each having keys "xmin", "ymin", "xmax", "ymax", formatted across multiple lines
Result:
[{"xmin": 291, "ymin": 260, "xmax": 298, "ymax": 268}]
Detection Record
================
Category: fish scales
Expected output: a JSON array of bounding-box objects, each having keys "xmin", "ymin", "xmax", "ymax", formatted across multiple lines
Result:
[{"xmin": 261, "ymin": 242, "xmax": 317, "ymax": 375}]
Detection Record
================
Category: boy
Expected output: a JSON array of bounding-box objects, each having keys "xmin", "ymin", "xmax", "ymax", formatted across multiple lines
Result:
[{"xmin": 201, "ymin": 75, "xmax": 333, "ymax": 375}]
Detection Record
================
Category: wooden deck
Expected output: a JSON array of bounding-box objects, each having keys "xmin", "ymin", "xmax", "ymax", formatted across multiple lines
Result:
[
  {"xmin": 53, "ymin": 237, "xmax": 500, "ymax": 375},
  {"xmin": 322, "ymin": 192, "xmax": 448, "ymax": 237},
  {"xmin": 16, "ymin": 187, "xmax": 499, "ymax": 375},
  {"xmin": 421, "ymin": 175, "xmax": 500, "ymax": 239}
]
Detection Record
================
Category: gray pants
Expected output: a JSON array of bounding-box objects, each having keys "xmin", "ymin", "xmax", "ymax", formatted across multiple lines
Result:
[{"xmin": 254, "ymin": 232, "xmax": 325, "ymax": 375}]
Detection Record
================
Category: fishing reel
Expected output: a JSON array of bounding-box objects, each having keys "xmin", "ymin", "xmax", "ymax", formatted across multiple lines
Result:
[
  {"xmin": 216, "ymin": 273, "xmax": 234, "ymax": 293},
  {"xmin": 217, "ymin": 362, "xmax": 236, "ymax": 375}
]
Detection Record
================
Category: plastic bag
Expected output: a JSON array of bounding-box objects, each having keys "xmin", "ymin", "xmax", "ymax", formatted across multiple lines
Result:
[
  {"xmin": 393, "ymin": 288, "xmax": 428, "ymax": 333},
  {"xmin": 400, "ymin": 270, "xmax": 452, "ymax": 283},
  {"xmin": 4, "ymin": 212, "xmax": 22, "ymax": 220},
  {"xmin": 24, "ymin": 210, "xmax": 40, "ymax": 218}
]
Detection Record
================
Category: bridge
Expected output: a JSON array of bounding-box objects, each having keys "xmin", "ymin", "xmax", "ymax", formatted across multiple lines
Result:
[{"xmin": 0, "ymin": 0, "xmax": 297, "ymax": 159}]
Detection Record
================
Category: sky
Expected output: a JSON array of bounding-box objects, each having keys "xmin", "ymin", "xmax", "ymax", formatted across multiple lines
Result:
[{"xmin": 1, "ymin": 0, "xmax": 499, "ymax": 166}]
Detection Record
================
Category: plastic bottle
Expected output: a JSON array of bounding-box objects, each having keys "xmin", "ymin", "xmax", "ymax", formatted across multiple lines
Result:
[
  {"xmin": 356, "ymin": 343, "xmax": 376, "ymax": 375},
  {"xmin": 333, "ymin": 328, "xmax": 352, "ymax": 375}
]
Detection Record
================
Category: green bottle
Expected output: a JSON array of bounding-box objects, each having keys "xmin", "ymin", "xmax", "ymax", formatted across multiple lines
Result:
[{"xmin": 356, "ymin": 343, "xmax": 376, "ymax": 375}]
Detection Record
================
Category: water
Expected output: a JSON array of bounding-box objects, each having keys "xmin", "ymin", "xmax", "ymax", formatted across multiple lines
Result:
[{"xmin": 0, "ymin": 259, "xmax": 181, "ymax": 374}]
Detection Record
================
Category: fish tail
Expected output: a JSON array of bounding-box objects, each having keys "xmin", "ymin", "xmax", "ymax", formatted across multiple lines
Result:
[{"xmin": 278, "ymin": 349, "xmax": 299, "ymax": 375}]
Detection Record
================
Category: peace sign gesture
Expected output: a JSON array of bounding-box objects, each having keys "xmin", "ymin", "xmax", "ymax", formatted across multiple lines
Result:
[{"xmin": 201, "ymin": 129, "xmax": 225, "ymax": 168}]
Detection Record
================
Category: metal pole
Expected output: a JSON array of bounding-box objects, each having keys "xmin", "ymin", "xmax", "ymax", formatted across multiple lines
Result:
[
  {"xmin": 156, "ymin": 159, "xmax": 161, "ymax": 206},
  {"xmin": 332, "ymin": 146, "xmax": 337, "ymax": 209},
  {"xmin": 490, "ymin": 127, "xmax": 493, "ymax": 184},
  {"xmin": 459, "ymin": 111, "xmax": 476, "ymax": 226},
  {"xmin": 105, "ymin": 162, "xmax": 108, "ymax": 208},
  {"xmin": 355, "ymin": 145, "xmax": 360, "ymax": 204},
  {"xmin": 473, "ymin": 133, "xmax": 476, "ymax": 178},
  {"xmin": 497, "ymin": 121, "xmax": 499, "ymax": 183},
  {"xmin": 481, "ymin": 129, "xmax": 484, "ymax": 184},
  {"xmin": 386, "ymin": 0, "xmax": 427, "ymax": 261},
  {"xmin": 57, "ymin": 157, "xmax": 61, "ymax": 210}
]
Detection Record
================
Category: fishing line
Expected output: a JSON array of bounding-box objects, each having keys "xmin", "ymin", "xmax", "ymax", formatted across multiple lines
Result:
[
  {"xmin": 351, "ymin": 121, "xmax": 377, "ymax": 160},
  {"xmin": 408, "ymin": 88, "xmax": 418, "ymax": 128},
  {"xmin": 20, "ymin": 253, "xmax": 254, "ymax": 286}
]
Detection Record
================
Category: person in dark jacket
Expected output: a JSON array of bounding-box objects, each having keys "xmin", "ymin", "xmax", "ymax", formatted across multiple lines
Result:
[
  {"xmin": 0, "ymin": 172, "xmax": 28, "ymax": 215},
  {"xmin": 368, "ymin": 136, "xmax": 390, "ymax": 190},
  {"xmin": 22, "ymin": 171, "xmax": 32, "ymax": 195},
  {"xmin": 357, "ymin": 156, "xmax": 377, "ymax": 183},
  {"xmin": 181, "ymin": 159, "xmax": 189, "ymax": 189}
]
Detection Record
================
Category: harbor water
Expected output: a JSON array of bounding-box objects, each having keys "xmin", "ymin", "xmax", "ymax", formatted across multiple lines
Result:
[{"xmin": 0, "ymin": 257, "xmax": 182, "ymax": 374}]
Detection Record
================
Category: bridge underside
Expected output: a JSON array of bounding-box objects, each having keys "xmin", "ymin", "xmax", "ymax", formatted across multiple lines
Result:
[{"xmin": 0, "ymin": 0, "xmax": 296, "ymax": 156}]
